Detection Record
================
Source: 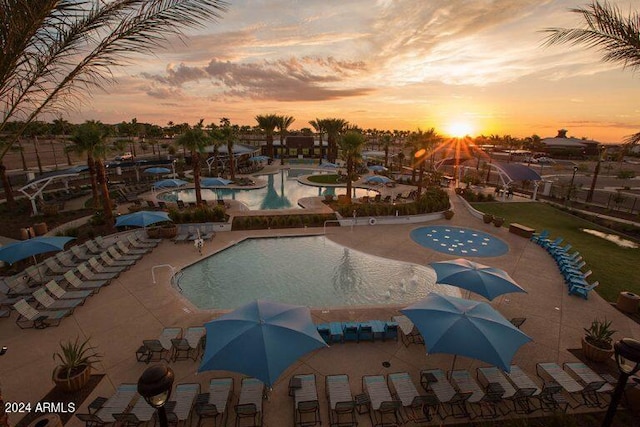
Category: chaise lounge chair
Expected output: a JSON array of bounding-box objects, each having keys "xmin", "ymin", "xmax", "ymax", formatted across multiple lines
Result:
[
  {"xmin": 45, "ymin": 280, "xmax": 93, "ymax": 301},
  {"xmin": 32, "ymin": 287, "xmax": 84, "ymax": 312},
  {"xmin": 13, "ymin": 299, "xmax": 70, "ymax": 329},
  {"xmin": 235, "ymin": 378, "xmax": 264, "ymax": 427},
  {"xmin": 388, "ymin": 372, "xmax": 438, "ymax": 424},
  {"xmin": 78, "ymin": 263, "xmax": 118, "ymax": 282},
  {"xmin": 88, "ymin": 257, "xmax": 126, "ymax": 276},
  {"xmin": 325, "ymin": 375, "xmax": 356, "ymax": 427},
  {"xmin": 362, "ymin": 375, "xmax": 402, "ymax": 427},
  {"xmin": 63, "ymin": 271, "xmax": 107, "ymax": 293}
]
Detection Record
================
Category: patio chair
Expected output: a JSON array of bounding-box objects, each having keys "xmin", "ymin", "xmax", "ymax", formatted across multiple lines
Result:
[
  {"xmin": 362, "ymin": 375, "xmax": 402, "ymax": 427},
  {"xmin": 357, "ymin": 323, "xmax": 374, "ymax": 342},
  {"xmin": 325, "ymin": 375, "xmax": 356, "ymax": 427},
  {"xmin": 195, "ymin": 378, "xmax": 233, "ymax": 427},
  {"xmin": 94, "ymin": 236, "xmax": 114, "ymax": 250},
  {"xmin": 117, "ymin": 240, "xmax": 149, "ymax": 256},
  {"xmin": 387, "ymin": 372, "xmax": 436, "ymax": 424},
  {"xmin": 13, "ymin": 299, "xmax": 70, "ymax": 329},
  {"xmin": 71, "ymin": 245, "xmax": 93, "ymax": 262},
  {"xmin": 140, "ymin": 327, "xmax": 182, "ymax": 363},
  {"xmin": 56, "ymin": 252, "xmax": 78, "ymax": 268},
  {"xmin": 534, "ymin": 381, "xmax": 570, "ymax": 413},
  {"xmin": 94, "ymin": 384, "xmax": 139, "ymax": 424},
  {"xmin": 563, "ymin": 362, "xmax": 613, "ymax": 408},
  {"xmin": 25, "ymin": 265, "xmax": 60, "ymax": 285},
  {"xmin": 568, "ymin": 281, "xmax": 599, "ymax": 299},
  {"xmin": 290, "ymin": 374, "xmax": 321, "ymax": 427},
  {"xmin": 127, "ymin": 234, "xmax": 157, "ymax": 249},
  {"xmin": 166, "ymin": 383, "xmax": 201, "ymax": 427},
  {"xmin": 530, "ymin": 229, "xmax": 549, "ymax": 244},
  {"xmin": 88, "ymin": 256, "xmax": 126, "ymax": 276},
  {"xmin": 135, "ymin": 230, "xmax": 162, "ymax": 245},
  {"xmin": 173, "ymin": 326, "xmax": 207, "ymax": 361},
  {"xmin": 45, "ymin": 257, "xmax": 71, "ymax": 275},
  {"xmin": 100, "ymin": 251, "xmax": 136, "ymax": 268},
  {"xmin": 82, "ymin": 240, "xmax": 104, "ymax": 255},
  {"xmin": 200, "ymin": 225, "xmax": 216, "ymax": 240},
  {"xmin": 316, "ymin": 324, "xmax": 331, "ymax": 344},
  {"xmin": 32, "ymin": 287, "xmax": 84, "ymax": 312},
  {"xmin": 1, "ymin": 275, "xmax": 35, "ymax": 298},
  {"xmin": 329, "ymin": 322, "xmax": 344, "ymax": 343},
  {"xmin": 75, "ymin": 413, "xmax": 108, "ymax": 427},
  {"xmin": 176, "ymin": 200, "xmax": 187, "ymax": 209},
  {"xmin": 63, "ymin": 271, "xmax": 107, "ymax": 292},
  {"xmin": 420, "ymin": 369, "xmax": 471, "ymax": 420},
  {"xmin": 235, "ymin": 378, "xmax": 265, "ymax": 427},
  {"xmin": 174, "ymin": 225, "xmax": 191, "ymax": 243},
  {"xmin": 78, "ymin": 262, "xmax": 118, "ymax": 282},
  {"xmin": 45, "ymin": 280, "xmax": 93, "ymax": 301},
  {"xmin": 342, "ymin": 322, "xmax": 359, "ymax": 342},
  {"xmin": 383, "ymin": 322, "xmax": 398, "ymax": 341},
  {"xmin": 107, "ymin": 245, "xmax": 141, "ymax": 262}
]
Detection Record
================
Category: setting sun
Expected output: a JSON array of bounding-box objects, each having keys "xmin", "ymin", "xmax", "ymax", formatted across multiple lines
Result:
[{"xmin": 446, "ymin": 121, "xmax": 474, "ymax": 138}]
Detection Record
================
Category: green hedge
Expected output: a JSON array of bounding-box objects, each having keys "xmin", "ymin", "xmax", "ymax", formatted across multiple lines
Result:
[
  {"xmin": 232, "ymin": 213, "xmax": 337, "ymax": 230},
  {"xmin": 336, "ymin": 187, "xmax": 450, "ymax": 217},
  {"xmin": 168, "ymin": 205, "xmax": 227, "ymax": 223}
]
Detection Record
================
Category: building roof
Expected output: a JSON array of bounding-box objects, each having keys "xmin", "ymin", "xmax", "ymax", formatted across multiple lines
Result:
[
  {"xmin": 493, "ymin": 162, "xmax": 541, "ymax": 182},
  {"xmin": 541, "ymin": 137, "xmax": 588, "ymax": 148}
]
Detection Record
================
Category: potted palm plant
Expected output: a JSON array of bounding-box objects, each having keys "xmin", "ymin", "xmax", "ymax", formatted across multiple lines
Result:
[
  {"xmin": 52, "ymin": 336, "xmax": 101, "ymax": 393},
  {"xmin": 483, "ymin": 213, "xmax": 494, "ymax": 224},
  {"xmin": 582, "ymin": 318, "xmax": 616, "ymax": 362},
  {"xmin": 493, "ymin": 216, "xmax": 505, "ymax": 227}
]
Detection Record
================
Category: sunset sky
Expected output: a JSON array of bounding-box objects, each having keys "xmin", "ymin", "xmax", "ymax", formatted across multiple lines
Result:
[{"xmin": 70, "ymin": 0, "xmax": 640, "ymax": 143}]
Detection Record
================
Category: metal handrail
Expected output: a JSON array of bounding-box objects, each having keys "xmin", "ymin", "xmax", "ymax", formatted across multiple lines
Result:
[{"xmin": 151, "ymin": 264, "xmax": 176, "ymax": 285}]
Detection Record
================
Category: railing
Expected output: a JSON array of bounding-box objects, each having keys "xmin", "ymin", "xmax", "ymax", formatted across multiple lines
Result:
[
  {"xmin": 323, "ymin": 219, "xmax": 342, "ymax": 234},
  {"xmin": 151, "ymin": 264, "xmax": 177, "ymax": 285}
]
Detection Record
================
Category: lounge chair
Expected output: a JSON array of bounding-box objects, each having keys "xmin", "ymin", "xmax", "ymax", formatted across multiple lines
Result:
[
  {"xmin": 82, "ymin": 240, "xmax": 104, "ymax": 255},
  {"xmin": 503, "ymin": 365, "xmax": 541, "ymax": 415},
  {"xmin": 172, "ymin": 326, "xmax": 206, "ymax": 361},
  {"xmin": 100, "ymin": 251, "xmax": 136, "ymax": 268},
  {"xmin": 107, "ymin": 245, "xmax": 141, "ymax": 262},
  {"xmin": 78, "ymin": 263, "xmax": 118, "ymax": 282},
  {"xmin": 139, "ymin": 327, "xmax": 182, "ymax": 363},
  {"xmin": 200, "ymin": 225, "xmax": 215, "ymax": 240},
  {"xmin": 174, "ymin": 225, "xmax": 191, "ymax": 243},
  {"xmin": 71, "ymin": 245, "xmax": 93, "ymax": 262},
  {"xmin": 88, "ymin": 257, "xmax": 126, "ymax": 276},
  {"xmin": 13, "ymin": 299, "xmax": 70, "ymax": 329},
  {"xmin": 235, "ymin": 378, "xmax": 264, "ymax": 427},
  {"xmin": 449, "ymin": 370, "xmax": 486, "ymax": 407},
  {"xmin": 166, "ymin": 383, "xmax": 200, "ymax": 427},
  {"xmin": 420, "ymin": 369, "xmax": 471, "ymax": 419},
  {"xmin": 536, "ymin": 363, "xmax": 582, "ymax": 410},
  {"xmin": 569, "ymin": 281, "xmax": 599, "ymax": 299},
  {"xmin": 1, "ymin": 275, "xmax": 35, "ymax": 297},
  {"xmin": 387, "ymin": 372, "xmax": 437, "ymax": 424},
  {"xmin": 127, "ymin": 234, "xmax": 157, "ymax": 249},
  {"xmin": 342, "ymin": 322, "xmax": 358, "ymax": 342},
  {"xmin": 93, "ymin": 384, "xmax": 139, "ymax": 424},
  {"xmin": 94, "ymin": 236, "xmax": 114, "ymax": 250},
  {"xmin": 63, "ymin": 271, "xmax": 106, "ymax": 293},
  {"xmin": 0, "ymin": 291, "xmax": 22, "ymax": 308},
  {"xmin": 316, "ymin": 324, "xmax": 331, "ymax": 344},
  {"xmin": 195, "ymin": 378, "xmax": 233, "ymax": 427},
  {"xmin": 45, "ymin": 280, "xmax": 93, "ymax": 301},
  {"xmin": 45, "ymin": 257, "xmax": 71, "ymax": 275},
  {"xmin": 562, "ymin": 362, "xmax": 613, "ymax": 408},
  {"xmin": 117, "ymin": 240, "xmax": 149, "ymax": 256},
  {"xmin": 135, "ymin": 230, "xmax": 162, "ymax": 245},
  {"xmin": 32, "ymin": 287, "xmax": 83, "ymax": 312},
  {"xmin": 357, "ymin": 323, "xmax": 374, "ymax": 342},
  {"xmin": 530, "ymin": 229, "xmax": 549, "ymax": 244},
  {"xmin": 534, "ymin": 381, "xmax": 570, "ymax": 413},
  {"xmin": 25, "ymin": 265, "xmax": 61, "ymax": 285},
  {"xmin": 325, "ymin": 375, "xmax": 356, "ymax": 427},
  {"xmin": 56, "ymin": 252, "xmax": 78, "ymax": 268},
  {"xmin": 362, "ymin": 376, "xmax": 402, "ymax": 427},
  {"xmin": 289, "ymin": 374, "xmax": 321, "ymax": 427}
]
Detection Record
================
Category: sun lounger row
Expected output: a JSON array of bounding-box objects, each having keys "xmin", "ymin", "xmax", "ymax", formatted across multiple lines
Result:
[
  {"xmin": 174, "ymin": 224, "xmax": 216, "ymax": 243},
  {"xmin": 136, "ymin": 326, "xmax": 207, "ymax": 363},
  {"xmin": 316, "ymin": 320, "xmax": 398, "ymax": 344}
]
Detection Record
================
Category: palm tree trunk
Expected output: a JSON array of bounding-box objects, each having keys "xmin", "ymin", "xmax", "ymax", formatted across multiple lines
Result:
[
  {"xmin": 96, "ymin": 159, "xmax": 114, "ymax": 227},
  {"xmin": 213, "ymin": 147, "xmax": 219, "ymax": 177},
  {"xmin": 193, "ymin": 151, "xmax": 202, "ymax": 205},
  {"xmin": 345, "ymin": 157, "xmax": 353, "ymax": 203},
  {"xmin": 0, "ymin": 161, "xmax": 14, "ymax": 205},
  {"xmin": 64, "ymin": 140, "xmax": 72, "ymax": 165},
  {"xmin": 18, "ymin": 140, "xmax": 27, "ymax": 171},
  {"xmin": 280, "ymin": 134, "xmax": 285, "ymax": 165},
  {"xmin": 417, "ymin": 163, "xmax": 425, "ymax": 197},
  {"xmin": 87, "ymin": 155, "xmax": 100, "ymax": 209},
  {"xmin": 267, "ymin": 135, "xmax": 274, "ymax": 160},
  {"xmin": 227, "ymin": 142, "xmax": 235, "ymax": 180}
]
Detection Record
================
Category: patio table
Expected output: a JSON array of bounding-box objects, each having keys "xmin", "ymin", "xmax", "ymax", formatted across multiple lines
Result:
[
  {"xmin": 292, "ymin": 374, "xmax": 318, "ymax": 406},
  {"xmin": 505, "ymin": 365, "xmax": 541, "ymax": 395},
  {"xmin": 536, "ymin": 363, "xmax": 583, "ymax": 394},
  {"xmin": 420, "ymin": 369, "xmax": 456, "ymax": 403},
  {"xmin": 450, "ymin": 370, "xmax": 484, "ymax": 403},
  {"xmin": 563, "ymin": 363, "xmax": 613, "ymax": 392},
  {"xmin": 477, "ymin": 367, "xmax": 516, "ymax": 398},
  {"xmin": 326, "ymin": 375, "xmax": 352, "ymax": 410},
  {"xmin": 387, "ymin": 372, "xmax": 419, "ymax": 406},
  {"xmin": 363, "ymin": 375, "xmax": 393, "ymax": 410}
]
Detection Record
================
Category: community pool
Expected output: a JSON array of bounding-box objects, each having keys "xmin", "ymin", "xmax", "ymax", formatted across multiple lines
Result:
[
  {"xmin": 410, "ymin": 226, "xmax": 508, "ymax": 257},
  {"xmin": 176, "ymin": 236, "xmax": 458, "ymax": 309},
  {"xmin": 160, "ymin": 169, "xmax": 375, "ymax": 210}
]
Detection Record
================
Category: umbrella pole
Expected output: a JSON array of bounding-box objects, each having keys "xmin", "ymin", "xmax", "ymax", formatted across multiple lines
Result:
[{"xmin": 450, "ymin": 354, "xmax": 458, "ymax": 375}]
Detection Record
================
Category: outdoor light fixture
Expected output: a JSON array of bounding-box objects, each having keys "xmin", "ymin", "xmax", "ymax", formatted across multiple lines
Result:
[
  {"xmin": 138, "ymin": 365, "xmax": 174, "ymax": 427},
  {"xmin": 601, "ymin": 338, "xmax": 640, "ymax": 427}
]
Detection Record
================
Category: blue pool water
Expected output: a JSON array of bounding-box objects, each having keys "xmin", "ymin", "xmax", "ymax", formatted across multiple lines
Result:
[
  {"xmin": 410, "ymin": 226, "xmax": 508, "ymax": 257},
  {"xmin": 160, "ymin": 169, "xmax": 375, "ymax": 210},
  {"xmin": 176, "ymin": 236, "xmax": 458, "ymax": 309}
]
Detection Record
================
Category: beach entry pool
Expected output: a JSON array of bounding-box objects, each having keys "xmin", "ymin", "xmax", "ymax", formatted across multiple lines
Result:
[
  {"xmin": 176, "ymin": 236, "xmax": 458, "ymax": 309},
  {"xmin": 160, "ymin": 169, "xmax": 374, "ymax": 210},
  {"xmin": 410, "ymin": 226, "xmax": 508, "ymax": 257}
]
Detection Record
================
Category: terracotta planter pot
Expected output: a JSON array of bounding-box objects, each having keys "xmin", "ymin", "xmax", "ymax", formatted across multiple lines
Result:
[
  {"xmin": 443, "ymin": 210, "xmax": 454, "ymax": 220},
  {"xmin": 493, "ymin": 217, "xmax": 504, "ymax": 227},
  {"xmin": 52, "ymin": 364, "xmax": 91, "ymax": 393},
  {"xmin": 147, "ymin": 227, "xmax": 161, "ymax": 239},
  {"xmin": 160, "ymin": 225, "xmax": 177, "ymax": 239},
  {"xmin": 483, "ymin": 214, "xmax": 494, "ymax": 224},
  {"xmin": 582, "ymin": 337, "xmax": 614, "ymax": 363}
]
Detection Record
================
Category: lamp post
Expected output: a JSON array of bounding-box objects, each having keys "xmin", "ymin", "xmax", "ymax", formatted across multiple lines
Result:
[
  {"xmin": 138, "ymin": 365, "xmax": 175, "ymax": 427},
  {"xmin": 601, "ymin": 338, "xmax": 640, "ymax": 427},
  {"xmin": 586, "ymin": 144, "xmax": 606, "ymax": 203},
  {"xmin": 565, "ymin": 166, "xmax": 578, "ymax": 205}
]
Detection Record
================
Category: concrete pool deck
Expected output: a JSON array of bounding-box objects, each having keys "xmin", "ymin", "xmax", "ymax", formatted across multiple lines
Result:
[{"xmin": 1, "ymin": 188, "xmax": 640, "ymax": 426}]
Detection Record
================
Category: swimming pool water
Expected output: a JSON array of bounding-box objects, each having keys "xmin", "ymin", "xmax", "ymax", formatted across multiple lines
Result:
[
  {"xmin": 160, "ymin": 169, "xmax": 375, "ymax": 210},
  {"xmin": 410, "ymin": 226, "xmax": 508, "ymax": 257},
  {"xmin": 176, "ymin": 236, "xmax": 458, "ymax": 309}
]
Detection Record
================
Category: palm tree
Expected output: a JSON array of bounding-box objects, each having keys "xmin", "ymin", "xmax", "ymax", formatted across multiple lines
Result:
[
  {"xmin": 0, "ymin": 1, "xmax": 228, "ymax": 161},
  {"xmin": 70, "ymin": 121, "xmax": 114, "ymax": 224},
  {"xmin": 380, "ymin": 134, "xmax": 393, "ymax": 168},
  {"xmin": 309, "ymin": 118, "xmax": 325, "ymax": 164},
  {"xmin": 338, "ymin": 131, "xmax": 366, "ymax": 204},
  {"xmin": 176, "ymin": 120, "xmax": 210, "ymax": 206},
  {"xmin": 544, "ymin": 1, "xmax": 640, "ymax": 149},
  {"xmin": 411, "ymin": 128, "xmax": 442, "ymax": 197},
  {"xmin": 255, "ymin": 114, "xmax": 280, "ymax": 160},
  {"xmin": 277, "ymin": 115, "xmax": 295, "ymax": 165},
  {"xmin": 219, "ymin": 118, "xmax": 237, "ymax": 180},
  {"xmin": 321, "ymin": 118, "xmax": 348, "ymax": 163}
]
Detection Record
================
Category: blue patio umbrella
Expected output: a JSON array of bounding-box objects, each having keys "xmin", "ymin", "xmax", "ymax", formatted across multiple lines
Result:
[
  {"xmin": 152, "ymin": 179, "xmax": 188, "ymax": 189},
  {"xmin": 115, "ymin": 210, "xmax": 171, "ymax": 228},
  {"xmin": 249, "ymin": 155, "xmax": 269, "ymax": 162},
  {"xmin": 430, "ymin": 258, "xmax": 526, "ymax": 301},
  {"xmin": 201, "ymin": 177, "xmax": 232, "ymax": 187},
  {"xmin": 144, "ymin": 167, "xmax": 171, "ymax": 175},
  {"xmin": 199, "ymin": 299, "xmax": 328, "ymax": 387},
  {"xmin": 368, "ymin": 165, "xmax": 388, "ymax": 172},
  {"xmin": 401, "ymin": 293, "xmax": 531, "ymax": 371},
  {"xmin": 0, "ymin": 236, "xmax": 75, "ymax": 265},
  {"xmin": 364, "ymin": 175, "xmax": 393, "ymax": 184}
]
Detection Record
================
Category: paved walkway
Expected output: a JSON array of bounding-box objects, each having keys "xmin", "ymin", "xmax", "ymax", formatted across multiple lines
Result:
[{"xmin": 2, "ymin": 188, "xmax": 639, "ymax": 426}]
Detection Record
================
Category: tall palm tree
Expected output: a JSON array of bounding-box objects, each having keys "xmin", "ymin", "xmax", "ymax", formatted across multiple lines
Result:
[
  {"xmin": 309, "ymin": 118, "xmax": 325, "ymax": 164},
  {"xmin": 70, "ymin": 121, "xmax": 114, "ymax": 224},
  {"xmin": 219, "ymin": 118, "xmax": 237, "ymax": 180},
  {"xmin": 277, "ymin": 115, "xmax": 295, "ymax": 165},
  {"xmin": 338, "ymin": 131, "xmax": 366, "ymax": 204},
  {"xmin": 176, "ymin": 120, "xmax": 209, "ymax": 206},
  {"xmin": 320, "ymin": 118, "xmax": 348, "ymax": 163},
  {"xmin": 255, "ymin": 114, "xmax": 280, "ymax": 160},
  {"xmin": 0, "ymin": 1, "xmax": 228, "ymax": 161},
  {"xmin": 411, "ymin": 128, "xmax": 442, "ymax": 197},
  {"xmin": 380, "ymin": 134, "xmax": 393, "ymax": 168}
]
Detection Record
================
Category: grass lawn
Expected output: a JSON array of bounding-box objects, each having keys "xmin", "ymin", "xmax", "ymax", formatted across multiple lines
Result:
[
  {"xmin": 470, "ymin": 202, "xmax": 639, "ymax": 302},
  {"xmin": 307, "ymin": 174, "xmax": 339, "ymax": 184}
]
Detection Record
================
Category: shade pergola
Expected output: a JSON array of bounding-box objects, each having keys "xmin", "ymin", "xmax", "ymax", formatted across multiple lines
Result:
[{"xmin": 18, "ymin": 167, "xmax": 87, "ymax": 215}]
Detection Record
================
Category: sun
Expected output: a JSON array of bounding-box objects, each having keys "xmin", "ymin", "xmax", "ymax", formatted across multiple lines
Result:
[{"xmin": 446, "ymin": 121, "xmax": 474, "ymax": 138}]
